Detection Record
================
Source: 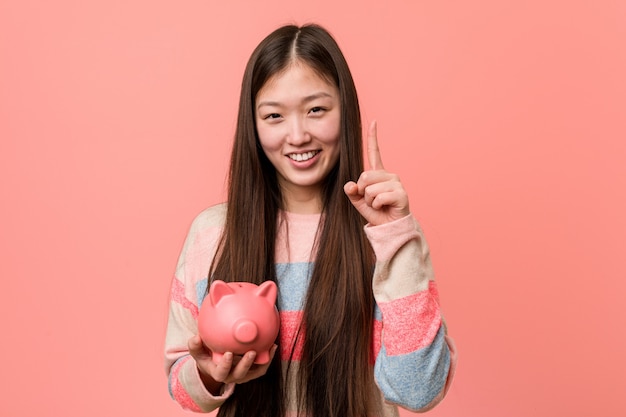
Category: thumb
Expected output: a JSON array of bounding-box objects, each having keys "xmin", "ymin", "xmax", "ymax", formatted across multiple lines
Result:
[
  {"xmin": 343, "ymin": 181, "xmax": 359, "ymax": 202},
  {"xmin": 343, "ymin": 181, "xmax": 370, "ymax": 215},
  {"xmin": 189, "ymin": 335, "xmax": 209, "ymax": 357},
  {"xmin": 189, "ymin": 334, "xmax": 202, "ymax": 349}
]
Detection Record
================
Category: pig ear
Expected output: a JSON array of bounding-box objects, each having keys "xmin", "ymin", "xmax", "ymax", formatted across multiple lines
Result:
[
  {"xmin": 209, "ymin": 280, "xmax": 235, "ymax": 306},
  {"xmin": 256, "ymin": 281, "xmax": 277, "ymax": 305}
]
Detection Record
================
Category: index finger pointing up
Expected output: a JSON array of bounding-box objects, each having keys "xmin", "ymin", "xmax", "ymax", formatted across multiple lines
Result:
[{"xmin": 367, "ymin": 120, "xmax": 384, "ymax": 170}]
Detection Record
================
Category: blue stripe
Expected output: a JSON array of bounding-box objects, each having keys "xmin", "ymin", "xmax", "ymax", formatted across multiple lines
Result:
[
  {"xmin": 374, "ymin": 302, "xmax": 383, "ymax": 321},
  {"xmin": 196, "ymin": 278, "xmax": 208, "ymax": 306},
  {"xmin": 275, "ymin": 262, "xmax": 312, "ymax": 311},
  {"xmin": 374, "ymin": 325, "xmax": 450, "ymax": 410}
]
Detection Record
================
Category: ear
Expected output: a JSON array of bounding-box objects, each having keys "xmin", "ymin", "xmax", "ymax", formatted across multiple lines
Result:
[
  {"xmin": 255, "ymin": 281, "xmax": 277, "ymax": 305},
  {"xmin": 209, "ymin": 280, "xmax": 235, "ymax": 306}
]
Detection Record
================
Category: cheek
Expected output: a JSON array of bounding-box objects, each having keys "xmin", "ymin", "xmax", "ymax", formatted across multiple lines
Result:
[
  {"xmin": 315, "ymin": 115, "xmax": 341, "ymax": 145},
  {"xmin": 256, "ymin": 126, "xmax": 281, "ymax": 153}
]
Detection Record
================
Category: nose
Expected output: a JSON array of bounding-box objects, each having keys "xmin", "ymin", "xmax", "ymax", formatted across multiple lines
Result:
[{"xmin": 286, "ymin": 118, "xmax": 311, "ymax": 146}]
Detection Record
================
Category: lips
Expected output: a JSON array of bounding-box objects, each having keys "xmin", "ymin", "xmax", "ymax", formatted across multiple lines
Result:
[{"xmin": 287, "ymin": 150, "xmax": 320, "ymax": 162}]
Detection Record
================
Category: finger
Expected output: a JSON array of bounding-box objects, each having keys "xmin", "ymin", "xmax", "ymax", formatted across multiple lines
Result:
[
  {"xmin": 252, "ymin": 345, "xmax": 278, "ymax": 375},
  {"xmin": 370, "ymin": 189, "xmax": 402, "ymax": 210},
  {"xmin": 367, "ymin": 120, "xmax": 384, "ymax": 171},
  {"xmin": 230, "ymin": 351, "xmax": 257, "ymax": 380},
  {"xmin": 343, "ymin": 181, "xmax": 360, "ymax": 197},
  {"xmin": 344, "ymin": 181, "xmax": 369, "ymax": 213},
  {"xmin": 188, "ymin": 335, "xmax": 203, "ymax": 352},
  {"xmin": 188, "ymin": 335, "xmax": 210, "ymax": 359},
  {"xmin": 239, "ymin": 346, "xmax": 278, "ymax": 383},
  {"xmin": 212, "ymin": 352, "xmax": 234, "ymax": 382}
]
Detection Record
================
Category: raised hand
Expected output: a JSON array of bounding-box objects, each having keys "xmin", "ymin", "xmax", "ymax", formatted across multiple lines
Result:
[
  {"xmin": 344, "ymin": 121, "xmax": 410, "ymax": 226},
  {"xmin": 188, "ymin": 335, "xmax": 277, "ymax": 395}
]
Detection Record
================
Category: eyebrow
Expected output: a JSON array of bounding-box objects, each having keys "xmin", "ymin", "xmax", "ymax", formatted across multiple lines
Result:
[{"xmin": 256, "ymin": 92, "xmax": 335, "ymax": 110}]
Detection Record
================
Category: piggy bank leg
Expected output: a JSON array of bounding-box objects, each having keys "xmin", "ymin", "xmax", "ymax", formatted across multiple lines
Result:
[
  {"xmin": 211, "ymin": 351, "xmax": 225, "ymax": 365},
  {"xmin": 254, "ymin": 350, "xmax": 271, "ymax": 365}
]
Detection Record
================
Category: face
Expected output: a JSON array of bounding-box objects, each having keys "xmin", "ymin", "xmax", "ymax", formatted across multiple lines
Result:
[{"xmin": 255, "ymin": 62, "xmax": 341, "ymax": 205}]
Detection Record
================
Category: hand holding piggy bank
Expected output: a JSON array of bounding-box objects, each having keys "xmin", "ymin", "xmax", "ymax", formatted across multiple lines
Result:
[{"xmin": 198, "ymin": 280, "xmax": 280, "ymax": 365}]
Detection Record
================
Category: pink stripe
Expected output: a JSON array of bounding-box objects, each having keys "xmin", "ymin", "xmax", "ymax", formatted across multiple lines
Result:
[
  {"xmin": 371, "ymin": 319, "xmax": 383, "ymax": 364},
  {"xmin": 377, "ymin": 281, "xmax": 442, "ymax": 356},
  {"xmin": 170, "ymin": 356, "xmax": 202, "ymax": 412},
  {"xmin": 171, "ymin": 277, "xmax": 199, "ymax": 319},
  {"xmin": 280, "ymin": 311, "xmax": 383, "ymax": 364},
  {"xmin": 279, "ymin": 310, "xmax": 304, "ymax": 361}
]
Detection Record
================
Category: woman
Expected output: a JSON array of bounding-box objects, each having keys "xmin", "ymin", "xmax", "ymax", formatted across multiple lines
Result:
[{"xmin": 165, "ymin": 23, "xmax": 456, "ymax": 417}]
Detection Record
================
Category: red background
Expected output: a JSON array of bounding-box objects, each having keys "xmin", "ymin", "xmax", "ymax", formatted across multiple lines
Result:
[{"xmin": 1, "ymin": 1, "xmax": 625, "ymax": 416}]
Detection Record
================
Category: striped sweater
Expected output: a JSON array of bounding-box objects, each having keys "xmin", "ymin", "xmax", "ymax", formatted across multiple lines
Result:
[{"xmin": 164, "ymin": 203, "xmax": 457, "ymax": 415}]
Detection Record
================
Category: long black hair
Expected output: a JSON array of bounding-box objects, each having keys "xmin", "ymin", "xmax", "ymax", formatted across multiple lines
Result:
[{"xmin": 212, "ymin": 24, "xmax": 374, "ymax": 417}]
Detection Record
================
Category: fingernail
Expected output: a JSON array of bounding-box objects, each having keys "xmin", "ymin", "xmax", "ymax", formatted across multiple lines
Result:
[{"xmin": 224, "ymin": 352, "xmax": 233, "ymax": 361}]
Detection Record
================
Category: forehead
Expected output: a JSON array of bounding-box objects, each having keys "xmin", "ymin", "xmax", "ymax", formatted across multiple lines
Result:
[{"xmin": 256, "ymin": 62, "xmax": 338, "ymax": 102}]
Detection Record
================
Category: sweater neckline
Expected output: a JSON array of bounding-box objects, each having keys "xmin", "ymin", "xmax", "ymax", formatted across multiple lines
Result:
[{"xmin": 280, "ymin": 210, "xmax": 322, "ymax": 224}]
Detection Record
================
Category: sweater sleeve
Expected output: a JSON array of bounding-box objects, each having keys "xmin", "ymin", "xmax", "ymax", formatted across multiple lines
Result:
[
  {"xmin": 366, "ymin": 214, "xmax": 457, "ymax": 412},
  {"xmin": 164, "ymin": 205, "xmax": 235, "ymax": 412}
]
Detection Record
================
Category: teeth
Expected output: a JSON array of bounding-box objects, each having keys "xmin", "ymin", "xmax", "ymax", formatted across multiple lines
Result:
[{"xmin": 289, "ymin": 151, "xmax": 317, "ymax": 162}]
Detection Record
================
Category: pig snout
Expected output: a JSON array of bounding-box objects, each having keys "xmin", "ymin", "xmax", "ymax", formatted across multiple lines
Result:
[{"xmin": 232, "ymin": 319, "xmax": 258, "ymax": 344}]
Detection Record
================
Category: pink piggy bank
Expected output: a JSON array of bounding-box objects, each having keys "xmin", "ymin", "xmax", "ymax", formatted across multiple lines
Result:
[{"xmin": 198, "ymin": 280, "xmax": 280, "ymax": 365}]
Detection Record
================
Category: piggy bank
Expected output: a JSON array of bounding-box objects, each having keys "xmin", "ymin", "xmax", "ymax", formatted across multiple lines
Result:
[{"xmin": 198, "ymin": 280, "xmax": 280, "ymax": 365}]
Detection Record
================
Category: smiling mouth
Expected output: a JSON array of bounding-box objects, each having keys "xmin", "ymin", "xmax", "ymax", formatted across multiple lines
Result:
[{"xmin": 287, "ymin": 151, "xmax": 319, "ymax": 162}]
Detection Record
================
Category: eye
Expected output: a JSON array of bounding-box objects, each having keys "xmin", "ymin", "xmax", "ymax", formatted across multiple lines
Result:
[
  {"xmin": 264, "ymin": 113, "xmax": 282, "ymax": 120},
  {"xmin": 309, "ymin": 107, "xmax": 326, "ymax": 115}
]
